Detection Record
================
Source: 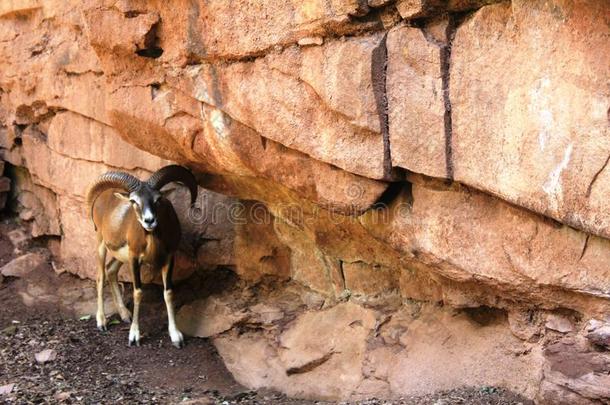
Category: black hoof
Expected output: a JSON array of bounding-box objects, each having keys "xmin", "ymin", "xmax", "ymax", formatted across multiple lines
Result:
[{"xmin": 128, "ymin": 339, "xmax": 140, "ymax": 347}]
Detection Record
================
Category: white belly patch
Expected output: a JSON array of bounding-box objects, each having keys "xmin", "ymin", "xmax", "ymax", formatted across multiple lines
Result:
[{"xmin": 107, "ymin": 244, "xmax": 130, "ymax": 263}]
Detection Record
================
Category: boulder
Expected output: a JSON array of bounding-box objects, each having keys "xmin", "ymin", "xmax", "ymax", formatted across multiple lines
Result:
[
  {"xmin": 545, "ymin": 313, "xmax": 575, "ymax": 334},
  {"xmin": 395, "ymin": 0, "xmax": 432, "ymax": 19},
  {"xmin": 177, "ymin": 297, "xmax": 247, "ymax": 338},
  {"xmin": 215, "ymin": 302, "xmax": 376, "ymax": 400},
  {"xmin": 387, "ymin": 307, "xmax": 541, "ymax": 398},
  {"xmin": 1, "ymin": 251, "xmax": 49, "ymax": 278},
  {"xmin": 585, "ymin": 319, "xmax": 610, "ymax": 349},
  {"xmin": 541, "ymin": 338, "xmax": 610, "ymax": 404}
]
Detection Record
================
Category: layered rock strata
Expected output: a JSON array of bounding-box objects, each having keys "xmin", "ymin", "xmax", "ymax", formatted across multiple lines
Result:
[{"xmin": 1, "ymin": 0, "xmax": 608, "ymax": 402}]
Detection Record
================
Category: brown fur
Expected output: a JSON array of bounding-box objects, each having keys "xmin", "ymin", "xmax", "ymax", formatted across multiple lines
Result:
[
  {"xmin": 88, "ymin": 166, "xmax": 196, "ymax": 347},
  {"xmin": 92, "ymin": 190, "xmax": 181, "ymax": 268}
]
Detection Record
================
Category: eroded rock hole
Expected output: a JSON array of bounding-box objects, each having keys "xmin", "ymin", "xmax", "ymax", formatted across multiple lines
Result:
[
  {"xmin": 150, "ymin": 82, "xmax": 161, "ymax": 99},
  {"xmin": 372, "ymin": 181, "xmax": 410, "ymax": 209},
  {"xmin": 462, "ymin": 306, "xmax": 507, "ymax": 326},
  {"xmin": 136, "ymin": 48, "xmax": 163, "ymax": 58},
  {"xmin": 124, "ymin": 10, "xmax": 144, "ymax": 18},
  {"xmin": 136, "ymin": 22, "xmax": 163, "ymax": 59},
  {"xmin": 0, "ymin": 161, "xmax": 13, "ymax": 212}
]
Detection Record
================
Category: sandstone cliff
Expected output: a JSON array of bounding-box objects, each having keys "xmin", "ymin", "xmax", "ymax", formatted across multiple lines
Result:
[{"xmin": 0, "ymin": 0, "xmax": 609, "ymax": 403}]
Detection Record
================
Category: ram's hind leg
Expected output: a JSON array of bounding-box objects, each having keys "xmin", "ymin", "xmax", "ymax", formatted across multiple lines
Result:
[
  {"xmin": 162, "ymin": 255, "xmax": 184, "ymax": 348},
  {"xmin": 106, "ymin": 258, "xmax": 131, "ymax": 323},
  {"xmin": 96, "ymin": 240, "xmax": 107, "ymax": 331}
]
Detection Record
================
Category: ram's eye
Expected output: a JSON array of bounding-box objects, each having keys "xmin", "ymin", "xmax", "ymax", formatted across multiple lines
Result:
[{"xmin": 129, "ymin": 199, "xmax": 137, "ymax": 205}]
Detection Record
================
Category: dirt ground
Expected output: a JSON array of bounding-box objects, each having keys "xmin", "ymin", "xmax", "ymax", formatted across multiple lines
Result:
[{"xmin": 0, "ymin": 216, "xmax": 533, "ymax": 404}]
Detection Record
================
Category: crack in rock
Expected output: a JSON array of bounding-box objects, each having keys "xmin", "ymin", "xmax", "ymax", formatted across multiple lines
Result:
[
  {"xmin": 440, "ymin": 17, "xmax": 459, "ymax": 182},
  {"xmin": 285, "ymin": 351, "xmax": 335, "ymax": 376},
  {"xmin": 371, "ymin": 33, "xmax": 391, "ymax": 178},
  {"xmin": 586, "ymin": 154, "xmax": 610, "ymax": 198},
  {"xmin": 578, "ymin": 234, "xmax": 590, "ymax": 261}
]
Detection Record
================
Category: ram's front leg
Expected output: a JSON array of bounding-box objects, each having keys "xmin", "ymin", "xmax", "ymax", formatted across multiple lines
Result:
[
  {"xmin": 162, "ymin": 255, "xmax": 184, "ymax": 348},
  {"xmin": 128, "ymin": 257, "xmax": 143, "ymax": 347}
]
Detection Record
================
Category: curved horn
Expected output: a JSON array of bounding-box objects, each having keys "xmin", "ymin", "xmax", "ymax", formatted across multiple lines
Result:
[
  {"xmin": 87, "ymin": 171, "xmax": 142, "ymax": 214},
  {"xmin": 147, "ymin": 165, "xmax": 198, "ymax": 204}
]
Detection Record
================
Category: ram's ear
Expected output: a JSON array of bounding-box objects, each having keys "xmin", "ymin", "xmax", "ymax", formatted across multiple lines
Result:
[{"xmin": 114, "ymin": 192, "xmax": 130, "ymax": 201}]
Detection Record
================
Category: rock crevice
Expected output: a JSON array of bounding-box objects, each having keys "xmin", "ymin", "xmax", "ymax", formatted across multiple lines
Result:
[
  {"xmin": 371, "ymin": 32, "xmax": 392, "ymax": 178},
  {"xmin": 440, "ymin": 16, "xmax": 459, "ymax": 182}
]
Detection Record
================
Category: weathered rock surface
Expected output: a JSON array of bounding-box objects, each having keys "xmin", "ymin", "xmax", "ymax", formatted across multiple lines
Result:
[
  {"xmin": 177, "ymin": 297, "xmax": 247, "ymax": 338},
  {"xmin": 388, "ymin": 24, "xmax": 446, "ymax": 178},
  {"xmin": 1, "ymin": 0, "xmax": 609, "ymax": 402},
  {"xmin": 395, "ymin": 0, "xmax": 504, "ymax": 19},
  {"xmin": 541, "ymin": 338, "xmax": 610, "ymax": 404},
  {"xmin": 585, "ymin": 319, "xmax": 610, "ymax": 349},
  {"xmin": 545, "ymin": 313, "xmax": 575, "ymax": 334},
  {"xmin": 10, "ymin": 167, "xmax": 61, "ymax": 237},
  {"xmin": 6, "ymin": 228, "xmax": 30, "ymax": 251},
  {"xmin": 127, "ymin": 0, "xmax": 397, "ymax": 63},
  {"xmin": 206, "ymin": 291, "xmax": 546, "ymax": 400},
  {"xmin": 450, "ymin": 0, "xmax": 610, "ymax": 239},
  {"xmin": 214, "ymin": 301, "xmax": 378, "ymax": 400},
  {"xmin": 387, "ymin": 306, "xmax": 541, "ymax": 398},
  {"xmin": 1, "ymin": 251, "xmax": 49, "ymax": 278}
]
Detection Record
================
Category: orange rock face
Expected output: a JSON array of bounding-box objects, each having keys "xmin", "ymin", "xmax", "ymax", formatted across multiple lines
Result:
[
  {"xmin": 1, "ymin": 0, "xmax": 609, "ymax": 402},
  {"xmin": 450, "ymin": 1, "xmax": 610, "ymax": 239}
]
